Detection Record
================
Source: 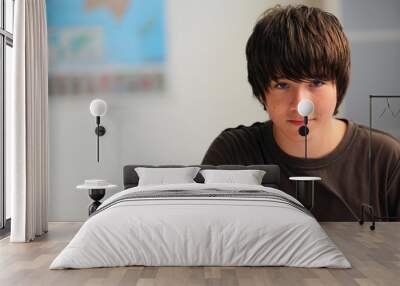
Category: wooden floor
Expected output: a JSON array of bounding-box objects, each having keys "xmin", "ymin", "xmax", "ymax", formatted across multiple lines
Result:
[{"xmin": 0, "ymin": 222, "xmax": 399, "ymax": 286}]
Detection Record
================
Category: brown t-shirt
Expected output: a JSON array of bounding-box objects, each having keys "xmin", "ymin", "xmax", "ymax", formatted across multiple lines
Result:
[{"xmin": 202, "ymin": 119, "xmax": 400, "ymax": 221}]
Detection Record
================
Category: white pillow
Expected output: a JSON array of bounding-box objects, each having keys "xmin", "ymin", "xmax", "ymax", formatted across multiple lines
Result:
[
  {"xmin": 135, "ymin": 167, "xmax": 201, "ymax": 186},
  {"xmin": 200, "ymin": 169, "xmax": 266, "ymax": 185}
]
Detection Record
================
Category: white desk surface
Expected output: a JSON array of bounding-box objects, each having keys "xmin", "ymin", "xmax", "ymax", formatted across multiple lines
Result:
[
  {"xmin": 76, "ymin": 184, "xmax": 118, "ymax": 190},
  {"xmin": 289, "ymin": 176, "xmax": 321, "ymax": 181}
]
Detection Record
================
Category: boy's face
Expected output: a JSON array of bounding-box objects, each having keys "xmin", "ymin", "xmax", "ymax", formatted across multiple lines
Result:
[{"xmin": 264, "ymin": 79, "xmax": 337, "ymax": 142}]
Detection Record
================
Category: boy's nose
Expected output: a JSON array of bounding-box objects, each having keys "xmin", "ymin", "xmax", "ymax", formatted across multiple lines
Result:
[{"xmin": 290, "ymin": 88, "xmax": 311, "ymax": 111}]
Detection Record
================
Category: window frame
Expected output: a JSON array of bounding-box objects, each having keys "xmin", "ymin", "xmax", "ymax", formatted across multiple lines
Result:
[{"xmin": 0, "ymin": 0, "xmax": 13, "ymax": 233}]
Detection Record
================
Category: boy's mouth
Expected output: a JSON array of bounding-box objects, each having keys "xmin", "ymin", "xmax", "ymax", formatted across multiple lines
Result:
[{"xmin": 287, "ymin": 119, "xmax": 314, "ymax": 126}]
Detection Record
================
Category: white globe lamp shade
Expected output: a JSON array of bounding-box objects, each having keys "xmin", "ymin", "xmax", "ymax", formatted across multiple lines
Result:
[
  {"xmin": 297, "ymin": 99, "xmax": 314, "ymax": 117},
  {"xmin": 90, "ymin": 99, "xmax": 107, "ymax": 117}
]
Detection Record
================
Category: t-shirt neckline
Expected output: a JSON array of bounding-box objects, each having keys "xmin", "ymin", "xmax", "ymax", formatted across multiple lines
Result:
[{"xmin": 265, "ymin": 118, "xmax": 357, "ymax": 169}]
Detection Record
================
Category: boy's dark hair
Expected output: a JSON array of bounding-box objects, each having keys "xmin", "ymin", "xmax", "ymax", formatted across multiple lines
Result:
[{"xmin": 246, "ymin": 5, "xmax": 350, "ymax": 114}]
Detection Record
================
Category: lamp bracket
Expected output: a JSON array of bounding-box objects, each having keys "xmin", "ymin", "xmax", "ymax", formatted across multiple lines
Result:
[{"xmin": 95, "ymin": 126, "xmax": 106, "ymax": 136}]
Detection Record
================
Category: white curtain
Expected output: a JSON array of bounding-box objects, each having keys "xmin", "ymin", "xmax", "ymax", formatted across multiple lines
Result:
[{"xmin": 9, "ymin": 0, "xmax": 49, "ymax": 242}]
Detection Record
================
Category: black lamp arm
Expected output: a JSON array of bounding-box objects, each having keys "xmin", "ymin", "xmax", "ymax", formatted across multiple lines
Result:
[
  {"xmin": 304, "ymin": 116, "xmax": 308, "ymax": 159},
  {"xmin": 93, "ymin": 116, "xmax": 106, "ymax": 162}
]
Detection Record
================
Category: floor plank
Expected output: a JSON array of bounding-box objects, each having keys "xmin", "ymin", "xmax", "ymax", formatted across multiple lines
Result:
[{"xmin": 0, "ymin": 222, "xmax": 399, "ymax": 286}]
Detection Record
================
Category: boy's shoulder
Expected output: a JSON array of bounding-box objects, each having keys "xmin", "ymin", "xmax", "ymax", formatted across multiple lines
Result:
[
  {"xmin": 353, "ymin": 121, "xmax": 399, "ymax": 148},
  {"xmin": 220, "ymin": 121, "xmax": 271, "ymax": 138},
  {"xmin": 214, "ymin": 121, "xmax": 274, "ymax": 149},
  {"xmin": 350, "ymin": 120, "xmax": 400, "ymax": 161}
]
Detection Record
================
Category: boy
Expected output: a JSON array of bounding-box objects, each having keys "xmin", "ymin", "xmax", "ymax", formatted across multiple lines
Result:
[{"xmin": 202, "ymin": 5, "xmax": 400, "ymax": 221}]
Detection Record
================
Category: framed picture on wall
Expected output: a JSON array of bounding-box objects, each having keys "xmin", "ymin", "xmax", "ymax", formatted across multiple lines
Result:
[{"xmin": 47, "ymin": 0, "xmax": 166, "ymax": 95}]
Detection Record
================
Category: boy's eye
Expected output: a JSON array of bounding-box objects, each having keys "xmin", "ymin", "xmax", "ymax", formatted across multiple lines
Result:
[
  {"xmin": 274, "ymin": 82, "xmax": 289, "ymax": 89},
  {"xmin": 310, "ymin": 80, "xmax": 325, "ymax": 87}
]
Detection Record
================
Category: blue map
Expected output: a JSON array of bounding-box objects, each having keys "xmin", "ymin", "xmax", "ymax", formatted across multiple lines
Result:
[
  {"xmin": 46, "ymin": 0, "xmax": 165, "ymax": 94},
  {"xmin": 47, "ymin": 0, "xmax": 165, "ymax": 70}
]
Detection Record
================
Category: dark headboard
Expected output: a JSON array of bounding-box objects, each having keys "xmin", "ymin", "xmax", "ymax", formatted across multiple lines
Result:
[{"xmin": 123, "ymin": 165, "xmax": 280, "ymax": 189}]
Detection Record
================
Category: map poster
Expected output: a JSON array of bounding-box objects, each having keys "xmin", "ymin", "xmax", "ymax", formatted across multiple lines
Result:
[{"xmin": 46, "ymin": 0, "xmax": 166, "ymax": 95}]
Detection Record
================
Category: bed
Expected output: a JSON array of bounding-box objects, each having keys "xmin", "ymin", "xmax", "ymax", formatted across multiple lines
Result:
[{"xmin": 50, "ymin": 165, "xmax": 350, "ymax": 269}]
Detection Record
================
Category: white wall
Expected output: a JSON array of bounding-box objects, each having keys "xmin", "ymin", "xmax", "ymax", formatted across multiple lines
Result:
[
  {"xmin": 49, "ymin": 0, "xmax": 286, "ymax": 221},
  {"xmin": 46, "ymin": 0, "xmax": 400, "ymax": 222},
  {"xmin": 341, "ymin": 0, "xmax": 400, "ymax": 138}
]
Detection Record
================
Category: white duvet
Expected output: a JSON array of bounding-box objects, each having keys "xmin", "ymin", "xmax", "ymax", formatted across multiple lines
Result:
[{"xmin": 50, "ymin": 183, "xmax": 351, "ymax": 269}]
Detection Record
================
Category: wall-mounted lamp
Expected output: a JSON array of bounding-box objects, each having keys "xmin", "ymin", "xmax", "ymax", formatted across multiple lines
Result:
[
  {"xmin": 297, "ymin": 99, "xmax": 314, "ymax": 159},
  {"xmin": 89, "ymin": 99, "xmax": 107, "ymax": 162},
  {"xmin": 291, "ymin": 99, "xmax": 319, "ymax": 212}
]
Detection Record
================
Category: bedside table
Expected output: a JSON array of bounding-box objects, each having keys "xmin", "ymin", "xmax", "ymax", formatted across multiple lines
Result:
[
  {"xmin": 289, "ymin": 176, "xmax": 321, "ymax": 210},
  {"xmin": 76, "ymin": 181, "xmax": 118, "ymax": 215}
]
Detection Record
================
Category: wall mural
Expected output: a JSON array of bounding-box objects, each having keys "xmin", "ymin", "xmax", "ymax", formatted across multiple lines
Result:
[{"xmin": 47, "ymin": 0, "xmax": 165, "ymax": 95}]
